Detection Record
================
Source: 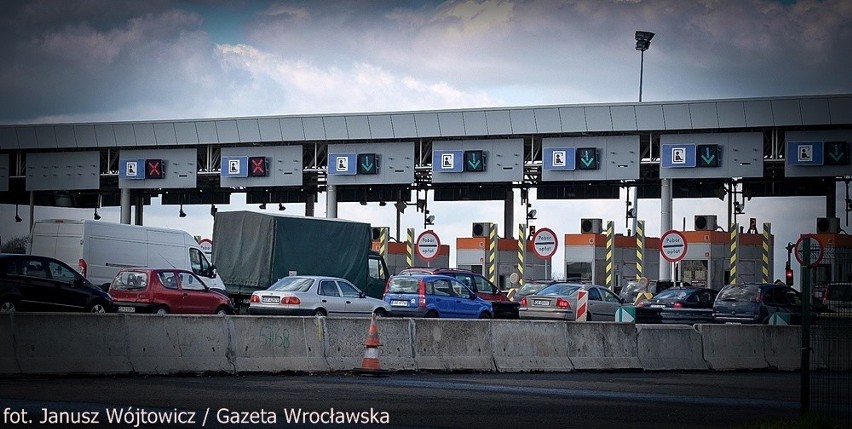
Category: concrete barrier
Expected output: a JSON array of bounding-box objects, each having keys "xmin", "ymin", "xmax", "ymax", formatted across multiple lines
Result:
[
  {"xmin": 231, "ymin": 316, "xmax": 328, "ymax": 373},
  {"xmin": 323, "ymin": 317, "xmax": 415, "ymax": 371},
  {"xmin": 490, "ymin": 320, "xmax": 573, "ymax": 372},
  {"xmin": 637, "ymin": 324, "xmax": 708, "ymax": 370},
  {"xmin": 697, "ymin": 324, "xmax": 767, "ymax": 370},
  {"xmin": 13, "ymin": 313, "xmax": 131, "ymax": 374},
  {"xmin": 762, "ymin": 326, "xmax": 800, "ymax": 370},
  {"xmin": 124, "ymin": 314, "xmax": 233, "ymax": 374},
  {"xmin": 413, "ymin": 319, "xmax": 494, "ymax": 371},
  {"xmin": 566, "ymin": 322, "xmax": 641, "ymax": 370},
  {"xmin": 0, "ymin": 314, "xmax": 19, "ymax": 374}
]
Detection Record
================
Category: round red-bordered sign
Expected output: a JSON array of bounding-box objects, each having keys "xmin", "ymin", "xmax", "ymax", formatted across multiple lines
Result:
[
  {"xmin": 660, "ymin": 230, "xmax": 688, "ymax": 263},
  {"xmin": 531, "ymin": 228, "xmax": 558, "ymax": 259},
  {"xmin": 794, "ymin": 235, "xmax": 824, "ymax": 268},
  {"xmin": 416, "ymin": 230, "xmax": 441, "ymax": 261}
]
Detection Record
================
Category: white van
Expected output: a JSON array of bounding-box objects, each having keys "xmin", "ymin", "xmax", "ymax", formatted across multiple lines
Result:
[{"xmin": 28, "ymin": 219, "xmax": 226, "ymax": 291}]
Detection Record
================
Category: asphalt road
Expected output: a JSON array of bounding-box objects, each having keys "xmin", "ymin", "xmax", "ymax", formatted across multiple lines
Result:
[{"xmin": 0, "ymin": 371, "xmax": 803, "ymax": 429}]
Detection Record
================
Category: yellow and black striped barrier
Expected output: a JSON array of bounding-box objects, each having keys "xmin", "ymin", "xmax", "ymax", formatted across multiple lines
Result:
[
  {"xmin": 635, "ymin": 220, "xmax": 645, "ymax": 279},
  {"xmin": 406, "ymin": 228, "xmax": 414, "ymax": 268},
  {"xmin": 762, "ymin": 223, "xmax": 771, "ymax": 284},
  {"xmin": 488, "ymin": 223, "xmax": 498, "ymax": 285},
  {"xmin": 377, "ymin": 227, "xmax": 389, "ymax": 262},
  {"xmin": 517, "ymin": 224, "xmax": 525, "ymax": 287},
  {"xmin": 730, "ymin": 223, "xmax": 739, "ymax": 284}
]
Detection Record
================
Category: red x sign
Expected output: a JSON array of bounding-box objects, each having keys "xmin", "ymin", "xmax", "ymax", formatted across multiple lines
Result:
[
  {"xmin": 145, "ymin": 159, "xmax": 164, "ymax": 179},
  {"xmin": 249, "ymin": 157, "xmax": 267, "ymax": 177}
]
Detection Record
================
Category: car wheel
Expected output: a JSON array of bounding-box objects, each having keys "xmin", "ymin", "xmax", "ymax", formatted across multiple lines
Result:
[
  {"xmin": 87, "ymin": 301, "xmax": 108, "ymax": 313},
  {"xmin": 154, "ymin": 305, "xmax": 169, "ymax": 315},
  {"xmin": 424, "ymin": 310, "xmax": 438, "ymax": 318},
  {"xmin": 478, "ymin": 311, "xmax": 492, "ymax": 319},
  {"xmin": 586, "ymin": 312, "xmax": 593, "ymax": 322},
  {"xmin": 313, "ymin": 308, "xmax": 327, "ymax": 317},
  {"xmin": 215, "ymin": 306, "xmax": 230, "ymax": 316},
  {"xmin": 0, "ymin": 300, "xmax": 16, "ymax": 312},
  {"xmin": 374, "ymin": 308, "xmax": 387, "ymax": 318}
]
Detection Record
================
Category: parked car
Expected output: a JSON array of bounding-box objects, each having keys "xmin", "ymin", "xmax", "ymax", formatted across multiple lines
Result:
[
  {"xmin": 109, "ymin": 268, "xmax": 233, "ymax": 315},
  {"xmin": 0, "ymin": 253, "xmax": 113, "ymax": 313},
  {"xmin": 619, "ymin": 279, "xmax": 690, "ymax": 305},
  {"xmin": 712, "ymin": 283, "xmax": 803, "ymax": 324},
  {"xmin": 383, "ymin": 274, "xmax": 493, "ymax": 319},
  {"xmin": 519, "ymin": 283, "xmax": 624, "ymax": 321},
  {"xmin": 818, "ymin": 282, "xmax": 852, "ymax": 313},
  {"xmin": 248, "ymin": 275, "xmax": 390, "ymax": 317},
  {"xmin": 508, "ymin": 280, "xmax": 555, "ymax": 303},
  {"xmin": 396, "ymin": 268, "xmax": 518, "ymax": 318},
  {"xmin": 637, "ymin": 287, "xmax": 719, "ymax": 324}
]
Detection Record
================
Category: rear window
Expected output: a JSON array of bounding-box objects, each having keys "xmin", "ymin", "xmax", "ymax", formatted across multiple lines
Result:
[
  {"xmin": 268, "ymin": 277, "xmax": 314, "ymax": 292},
  {"xmin": 538, "ymin": 284, "xmax": 580, "ymax": 297},
  {"xmin": 111, "ymin": 272, "xmax": 148, "ymax": 290},
  {"xmin": 717, "ymin": 285, "xmax": 760, "ymax": 302},
  {"xmin": 654, "ymin": 289, "xmax": 690, "ymax": 300},
  {"xmin": 518, "ymin": 282, "xmax": 549, "ymax": 296},
  {"xmin": 388, "ymin": 277, "xmax": 420, "ymax": 294}
]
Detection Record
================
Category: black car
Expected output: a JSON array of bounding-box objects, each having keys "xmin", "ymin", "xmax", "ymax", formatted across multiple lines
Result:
[
  {"xmin": 0, "ymin": 253, "xmax": 113, "ymax": 313},
  {"xmin": 638, "ymin": 287, "xmax": 718, "ymax": 324}
]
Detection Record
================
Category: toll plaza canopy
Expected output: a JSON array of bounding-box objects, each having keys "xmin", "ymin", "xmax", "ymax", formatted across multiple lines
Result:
[{"xmin": 0, "ymin": 93, "xmax": 850, "ymax": 212}]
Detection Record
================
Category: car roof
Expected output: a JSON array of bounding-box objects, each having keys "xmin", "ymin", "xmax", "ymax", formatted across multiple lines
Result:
[{"xmin": 391, "ymin": 273, "xmax": 459, "ymax": 281}]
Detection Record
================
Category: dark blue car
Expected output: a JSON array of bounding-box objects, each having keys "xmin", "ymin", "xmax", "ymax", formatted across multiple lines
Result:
[{"xmin": 383, "ymin": 274, "xmax": 493, "ymax": 319}]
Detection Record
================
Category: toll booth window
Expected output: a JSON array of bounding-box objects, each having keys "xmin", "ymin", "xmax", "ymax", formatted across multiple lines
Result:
[{"xmin": 565, "ymin": 262, "xmax": 592, "ymax": 282}]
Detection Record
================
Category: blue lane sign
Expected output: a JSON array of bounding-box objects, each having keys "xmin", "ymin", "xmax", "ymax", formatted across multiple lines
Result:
[
  {"xmin": 119, "ymin": 159, "xmax": 145, "ymax": 179},
  {"xmin": 433, "ymin": 150, "xmax": 464, "ymax": 173},
  {"xmin": 328, "ymin": 153, "xmax": 357, "ymax": 175},
  {"xmin": 661, "ymin": 144, "xmax": 696, "ymax": 168},
  {"xmin": 787, "ymin": 141, "xmax": 824, "ymax": 166},
  {"xmin": 543, "ymin": 148, "xmax": 575, "ymax": 170},
  {"xmin": 221, "ymin": 156, "xmax": 249, "ymax": 177}
]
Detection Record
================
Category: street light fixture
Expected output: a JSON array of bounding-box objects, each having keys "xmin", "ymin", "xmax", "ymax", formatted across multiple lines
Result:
[{"xmin": 635, "ymin": 30, "xmax": 655, "ymax": 102}]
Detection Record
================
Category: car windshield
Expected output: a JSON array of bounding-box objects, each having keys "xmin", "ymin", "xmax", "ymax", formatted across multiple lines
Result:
[
  {"xmin": 654, "ymin": 289, "xmax": 690, "ymax": 300},
  {"xmin": 717, "ymin": 284, "xmax": 760, "ymax": 302},
  {"xmin": 388, "ymin": 277, "xmax": 420, "ymax": 293},
  {"xmin": 537, "ymin": 284, "xmax": 580, "ymax": 297},
  {"xmin": 111, "ymin": 272, "xmax": 148, "ymax": 290},
  {"xmin": 268, "ymin": 277, "xmax": 314, "ymax": 292}
]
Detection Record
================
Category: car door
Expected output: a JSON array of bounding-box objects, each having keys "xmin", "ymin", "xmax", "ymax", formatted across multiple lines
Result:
[
  {"xmin": 317, "ymin": 280, "xmax": 346, "ymax": 315},
  {"xmin": 177, "ymin": 272, "xmax": 216, "ymax": 314},
  {"xmin": 428, "ymin": 278, "xmax": 457, "ymax": 317},
  {"xmin": 46, "ymin": 259, "xmax": 91, "ymax": 310},
  {"xmin": 155, "ymin": 271, "xmax": 185, "ymax": 312},
  {"xmin": 597, "ymin": 287, "xmax": 622, "ymax": 321},
  {"xmin": 449, "ymin": 278, "xmax": 482, "ymax": 318},
  {"xmin": 17, "ymin": 258, "xmax": 57, "ymax": 311},
  {"xmin": 338, "ymin": 280, "xmax": 373, "ymax": 316}
]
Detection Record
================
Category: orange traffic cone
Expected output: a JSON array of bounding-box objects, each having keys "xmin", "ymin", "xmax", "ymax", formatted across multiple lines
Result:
[{"xmin": 355, "ymin": 313, "xmax": 388, "ymax": 375}]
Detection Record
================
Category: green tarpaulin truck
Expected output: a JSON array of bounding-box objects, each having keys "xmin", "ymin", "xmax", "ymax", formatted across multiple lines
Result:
[{"xmin": 211, "ymin": 211, "xmax": 389, "ymax": 311}]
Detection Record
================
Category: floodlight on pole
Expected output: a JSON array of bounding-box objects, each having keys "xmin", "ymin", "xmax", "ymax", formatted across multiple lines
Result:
[{"xmin": 635, "ymin": 30, "xmax": 654, "ymax": 102}]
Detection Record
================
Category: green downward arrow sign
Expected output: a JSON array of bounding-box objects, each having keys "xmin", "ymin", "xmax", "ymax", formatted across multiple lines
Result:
[
  {"xmin": 468, "ymin": 153, "xmax": 481, "ymax": 169},
  {"xmin": 361, "ymin": 159, "xmax": 374, "ymax": 172},
  {"xmin": 580, "ymin": 150, "xmax": 594, "ymax": 167},
  {"xmin": 829, "ymin": 144, "xmax": 844, "ymax": 162},
  {"xmin": 701, "ymin": 147, "xmax": 716, "ymax": 165}
]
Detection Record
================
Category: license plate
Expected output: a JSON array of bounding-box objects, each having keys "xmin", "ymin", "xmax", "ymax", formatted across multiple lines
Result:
[
  {"xmin": 649, "ymin": 304, "xmax": 665, "ymax": 308},
  {"xmin": 117, "ymin": 306, "xmax": 136, "ymax": 313},
  {"xmin": 391, "ymin": 300, "xmax": 409, "ymax": 307},
  {"xmin": 261, "ymin": 296, "xmax": 279, "ymax": 304},
  {"xmin": 533, "ymin": 299, "xmax": 549, "ymax": 306}
]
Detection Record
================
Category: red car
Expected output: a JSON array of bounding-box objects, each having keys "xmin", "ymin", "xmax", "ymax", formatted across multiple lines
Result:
[
  {"xmin": 108, "ymin": 268, "xmax": 234, "ymax": 315},
  {"xmin": 396, "ymin": 267, "xmax": 519, "ymax": 319}
]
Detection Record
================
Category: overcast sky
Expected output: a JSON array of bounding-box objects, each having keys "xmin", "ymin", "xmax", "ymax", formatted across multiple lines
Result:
[{"xmin": 1, "ymin": 0, "xmax": 850, "ymax": 282}]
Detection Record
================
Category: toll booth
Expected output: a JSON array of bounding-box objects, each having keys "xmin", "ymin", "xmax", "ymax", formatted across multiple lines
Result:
[
  {"xmin": 679, "ymin": 218, "xmax": 773, "ymax": 289},
  {"xmin": 456, "ymin": 237, "xmax": 547, "ymax": 289},
  {"xmin": 563, "ymin": 232, "xmax": 660, "ymax": 289},
  {"xmin": 798, "ymin": 221, "xmax": 852, "ymax": 285},
  {"xmin": 372, "ymin": 241, "xmax": 451, "ymax": 275}
]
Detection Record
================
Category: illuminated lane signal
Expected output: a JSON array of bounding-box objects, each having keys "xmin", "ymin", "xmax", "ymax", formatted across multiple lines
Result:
[
  {"xmin": 697, "ymin": 144, "xmax": 720, "ymax": 167},
  {"xmin": 248, "ymin": 156, "xmax": 268, "ymax": 177},
  {"xmin": 824, "ymin": 141, "xmax": 849, "ymax": 166},
  {"xmin": 145, "ymin": 159, "xmax": 164, "ymax": 179},
  {"xmin": 463, "ymin": 150, "xmax": 486, "ymax": 172},
  {"xmin": 575, "ymin": 148, "xmax": 599, "ymax": 170},
  {"xmin": 357, "ymin": 153, "xmax": 379, "ymax": 175}
]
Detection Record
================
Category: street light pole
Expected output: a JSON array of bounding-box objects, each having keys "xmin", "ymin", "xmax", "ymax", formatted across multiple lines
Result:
[{"xmin": 635, "ymin": 31, "xmax": 654, "ymax": 102}]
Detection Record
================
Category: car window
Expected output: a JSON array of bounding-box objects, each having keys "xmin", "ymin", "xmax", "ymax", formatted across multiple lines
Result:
[
  {"xmin": 782, "ymin": 288, "xmax": 802, "ymax": 306},
  {"xmin": 655, "ymin": 289, "xmax": 690, "ymax": 301},
  {"xmin": 189, "ymin": 248, "xmax": 211, "ymax": 276},
  {"xmin": 587, "ymin": 288, "xmax": 601, "ymax": 301},
  {"xmin": 388, "ymin": 277, "xmax": 419, "ymax": 293},
  {"xmin": 450, "ymin": 278, "xmax": 471, "ymax": 297},
  {"xmin": 337, "ymin": 281, "xmax": 362, "ymax": 298},
  {"xmin": 158, "ymin": 272, "xmax": 178, "ymax": 290},
  {"xmin": 112, "ymin": 272, "xmax": 148, "ymax": 290},
  {"xmin": 539, "ymin": 284, "xmax": 579, "ymax": 297},
  {"xmin": 764, "ymin": 288, "xmax": 781, "ymax": 305},
  {"xmin": 179, "ymin": 272, "xmax": 205, "ymax": 291},
  {"xmin": 269, "ymin": 277, "xmax": 314, "ymax": 292},
  {"xmin": 431, "ymin": 279, "xmax": 453, "ymax": 296},
  {"xmin": 600, "ymin": 288, "xmax": 621, "ymax": 303},
  {"xmin": 471, "ymin": 275, "xmax": 494, "ymax": 294},
  {"xmin": 23, "ymin": 260, "xmax": 49, "ymax": 278},
  {"xmin": 4, "ymin": 260, "xmax": 22, "ymax": 275},
  {"xmin": 48, "ymin": 261, "xmax": 78, "ymax": 283},
  {"xmin": 319, "ymin": 280, "xmax": 340, "ymax": 297}
]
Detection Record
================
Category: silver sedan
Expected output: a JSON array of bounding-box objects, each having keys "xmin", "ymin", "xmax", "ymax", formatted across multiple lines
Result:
[
  {"xmin": 519, "ymin": 283, "xmax": 624, "ymax": 321},
  {"xmin": 248, "ymin": 276, "xmax": 391, "ymax": 317}
]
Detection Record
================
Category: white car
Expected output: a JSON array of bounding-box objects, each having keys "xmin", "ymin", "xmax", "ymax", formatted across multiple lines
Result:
[{"xmin": 248, "ymin": 275, "xmax": 390, "ymax": 317}]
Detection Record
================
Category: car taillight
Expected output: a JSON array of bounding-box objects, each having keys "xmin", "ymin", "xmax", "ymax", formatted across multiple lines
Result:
[
  {"xmin": 384, "ymin": 277, "xmax": 392, "ymax": 294},
  {"xmin": 250, "ymin": 294, "xmax": 259, "ymax": 303},
  {"xmin": 519, "ymin": 297, "xmax": 527, "ymax": 307},
  {"xmin": 673, "ymin": 302, "xmax": 683, "ymax": 308},
  {"xmin": 78, "ymin": 259, "xmax": 88, "ymax": 277},
  {"xmin": 556, "ymin": 298, "xmax": 570, "ymax": 309},
  {"xmin": 418, "ymin": 279, "xmax": 427, "ymax": 308},
  {"xmin": 281, "ymin": 296, "xmax": 300, "ymax": 305}
]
